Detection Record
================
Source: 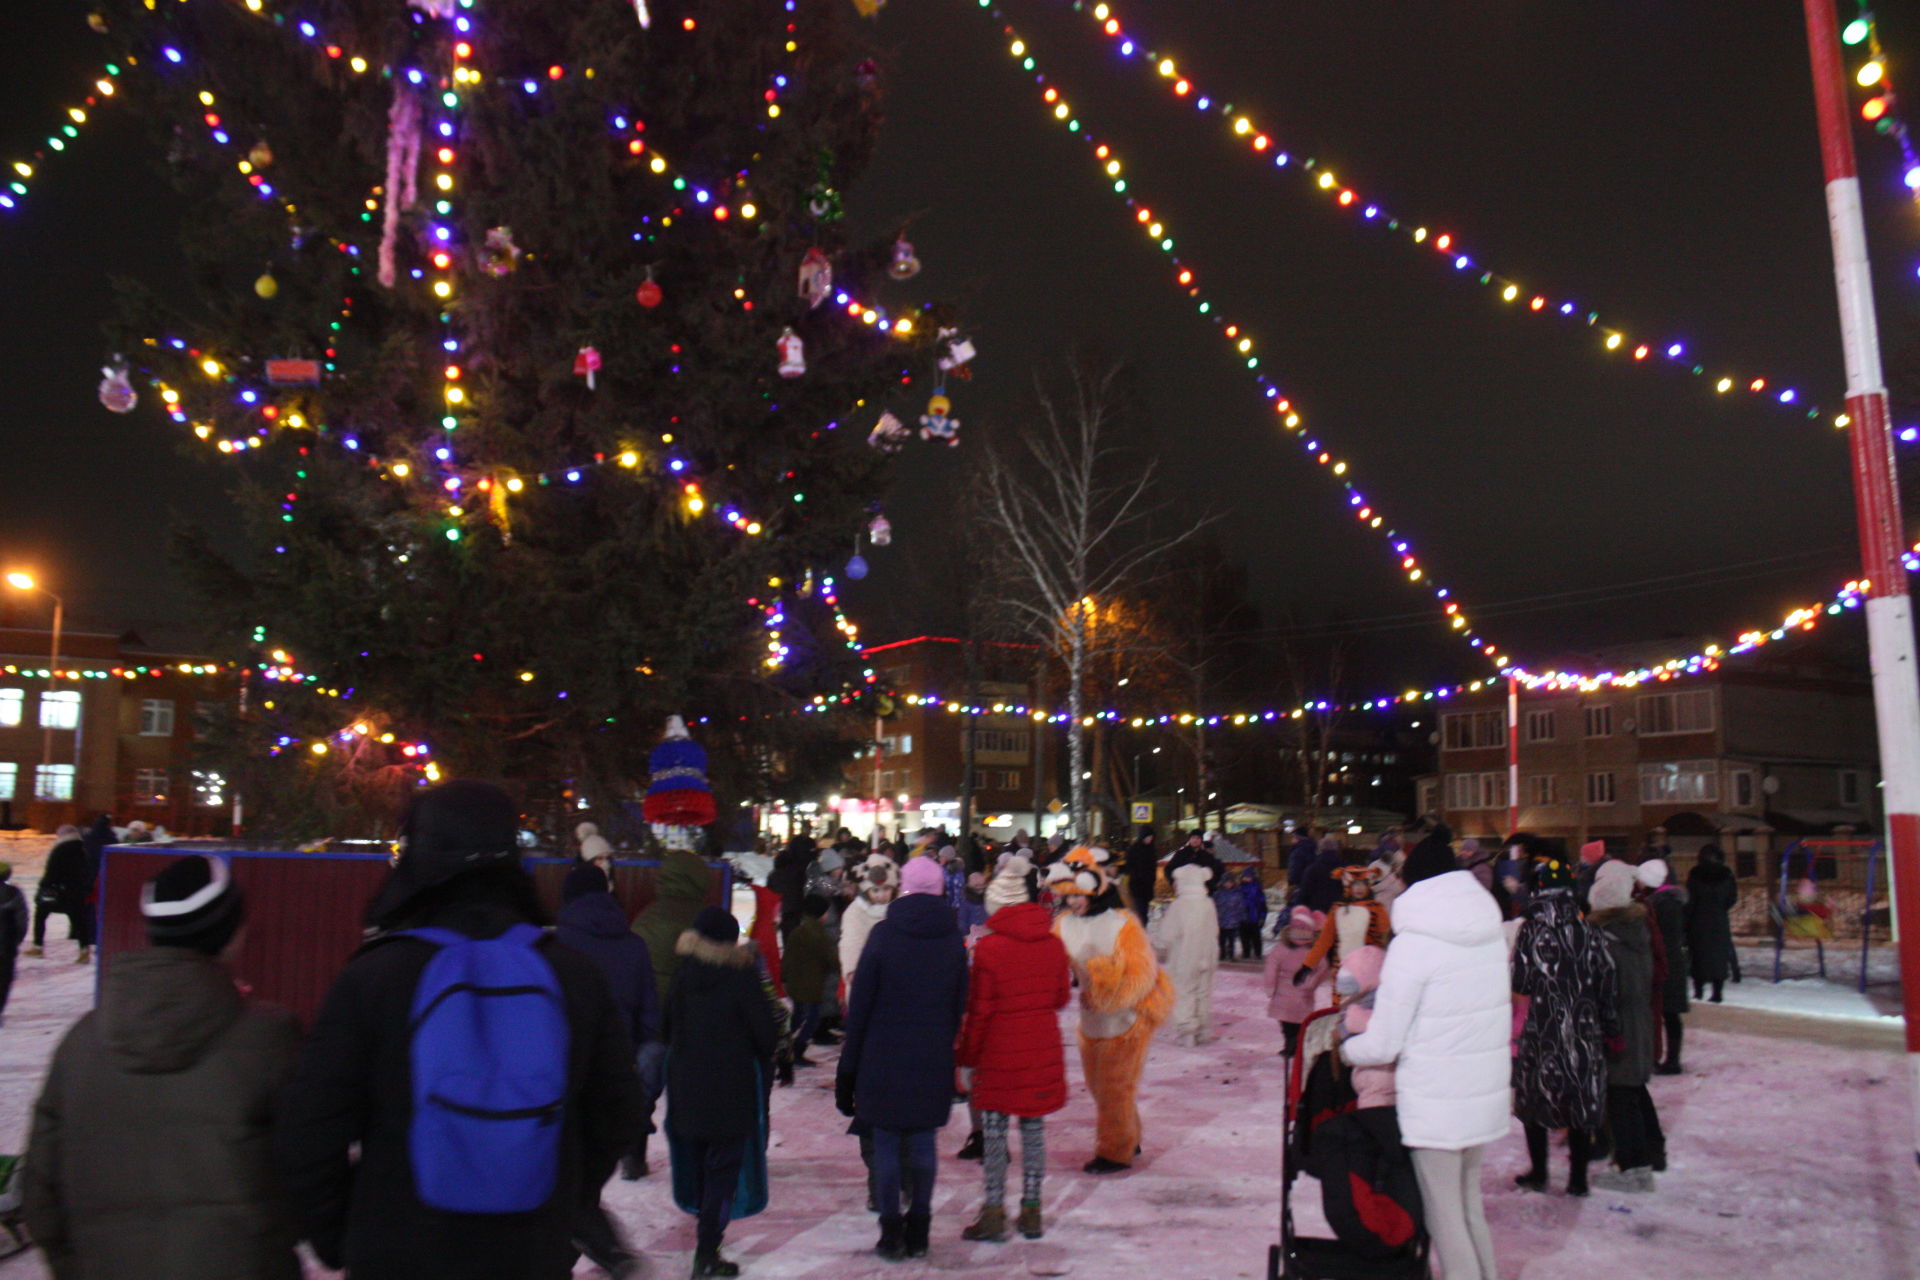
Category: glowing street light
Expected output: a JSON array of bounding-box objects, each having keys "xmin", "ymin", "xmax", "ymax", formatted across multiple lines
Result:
[{"xmin": 4, "ymin": 572, "xmax": 64, "ymax": 795}]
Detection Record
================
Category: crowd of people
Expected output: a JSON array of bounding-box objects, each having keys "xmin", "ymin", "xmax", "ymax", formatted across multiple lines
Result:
[{"xmin": 8, "ymin": 786, "xmax": 1750, "ymax": 1280}]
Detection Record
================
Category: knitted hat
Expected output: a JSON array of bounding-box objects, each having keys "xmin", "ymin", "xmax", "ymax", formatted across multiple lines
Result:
[
  {"xmin": 576, "ymin": 821, "xmax": 613, "ymax": 862},
  {"xmin": 1590, "ymin": 859, "xmax": 1638, "ymax": 912},
  {"xmin": 1530, "ymin": 855, "xmax": 1574, "ymax": 891},
  {"xmin": 563, "ymin": 862, "xmax": 609, "ymax": 903},
  {"xmin": 901, "ymin": 855, "xmax": 946, "ymax": 896},
  {"xmin": 1282, "ymin": 906, "xmax": 1324, "ymax": 942},
  {"xmin": 142, "ymin": 854, "xmax": 244, "ymax": 955},
  {"xmin": 1579, "ymin": 839, "xmax": 1608, "ymax": 865},
  {"xmin": 1401, "ymin": 837, "xmax": 1458, "ymax": 887},
  {"xmin": 692, "ymin": 905, "xmax": 740, "ymax": 944},
  {"xmin": 1637, "ymin": 858, "xmax": 1670, "ymax": 890},
  {"xmin": 986, "ymin": 854, "xmax": 1034, "ymax": 914}
]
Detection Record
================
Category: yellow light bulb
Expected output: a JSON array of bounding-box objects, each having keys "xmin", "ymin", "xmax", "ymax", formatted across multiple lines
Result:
[
  {"xmin": 618, "ymin": 450, "xmax": 639, "ymax": 467},
  {"xmin": 349, "ymin": 56, "xmax": 368, "ymax": 74},
  {"xmin": 740, "ymin": 203, "xmax": 757, "ymax": 219},
  {"xmin": 1055, "ymin": 103, "xmax": 1070, "ymax": 119},
  {"xmin": 1158, "ymin": 58, "xmax": 1175, "ymax": 76},
  {"xmin": 435, "ymin": 173, "xmax": 453, "ymax": 191},
  {"xmin": 1501, "ymin": 284, "xmax": 1518, "ymax": 301},
  {"xmin": 445, "ymin": 386, "xmax": 464, "ymax": 404},
  {"xmin": 392, "ymin": 462, "xmax": 411, "ymax": 478},
  {"xmin": 197, "ymin": 91, "xmax": 214, "ymax": 106},
  {"xmin": 311, "ymin": 742, "xmax": 328, "ymax": 755},
  {"xmin": 1859, "ymin": 61, "xmax": 1885, "ymax": 87},
  {"xmin": 433, "ymin": 280, "xmax": 452, "ymax": 298},
  {"xmin": 1234, "ymin": 118, "xmax": 1252, "ymax": 135},
  {"xmin": 1605, "ymin": 333, "xmax": 1623, "ymax": 350},
  {"xmin": 649, "ymin": 156, "xmax": 666, "ymax": 173},
  {"xmin": 506, "ymin": 477, "xmax": 524, "ymax": 492},
  {"xmin": 1011, "ymin": 40, "xmax": 1026, "ymax": 56},
  {"xmin": 201, "ymin": 359, "xmax": 221, "ymax": 377},
  {"xmin": 1716, "ymin": 377, "xmax": 1733, "ymax": 392},
  {"xmin": 1317, "ymin": 172, "xmax": 1335, "ymax": 189}
]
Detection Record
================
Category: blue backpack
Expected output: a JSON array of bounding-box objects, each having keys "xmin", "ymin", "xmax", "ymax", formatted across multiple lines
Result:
[{"xmin": 402, "ymin": 925, "xmax": 572, "ymax": 1214}]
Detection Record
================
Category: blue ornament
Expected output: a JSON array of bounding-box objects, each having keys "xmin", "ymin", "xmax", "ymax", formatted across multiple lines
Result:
[{"xmin": 846, "ymin": 553, "xmax": 869, "ymax": 580}]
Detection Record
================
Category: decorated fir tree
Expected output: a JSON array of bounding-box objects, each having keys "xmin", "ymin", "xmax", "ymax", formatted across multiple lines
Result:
[{"xmin": 90, "ymin": 0, "xmax": 954, "ymax": 836}]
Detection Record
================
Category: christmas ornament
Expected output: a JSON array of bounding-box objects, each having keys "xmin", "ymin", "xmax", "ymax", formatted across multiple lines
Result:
[
  {"xmin": 642, "ymin": 715, "xmax": 717, "ymax": 827},
  {"xmin": 635, "ymin": 266, "xmax": 663, "ymax": 309},
  {"xmin": 247, "ymin": 141, "xmax": 274, "ymax": 169},
  {"xmin": 86, "ymin": 13, "xmax": 109, "ymax": 34},
  {"xmin": 377, "ymin": 86, "xmax": 424, "ymax": 289},
  {"xmin": 481, "ymin": 226, "xmax": 520, "ymax": 277},
  {"xmin": 265, "ymin": 358, "xmax": 322, "ymax": 385},
  {"xmin": 799, "ymin": 569, "xmax": 816, "ymax": 598},
  {"xmin": 574, "ymin": 346, "xmax": 602, "ymax": 390},
  {"xmin": 797, "ymin": 247, "xmax": 832, "ymax": 309},
  {"xmin": 936, "ymin": 327, "xmax": 977, "ymax": 377},
  {"xmin": 855, "ymin": 59, "xmax": 881, "ymax": 93},
  {"xmin": 254, "ymin": 272, "xmax": 279, "ymax": 299},
  {"xmin": 866, "ymin": 411, "xmax": 910, "ymax": 453},
  {"xmin": 920, "ymin": 391, "xmax": 960, "ymax": 446},
  {"xmin": 853, "ymin": 0, "xmax": 887, "ymax": 16},
  {"xmin": 888, "ymin": 237, "xmax": 921, "ymax": 280},
  {"xmin": 777, "ymin": 328, "xmax": 806, "ymax": 378},
  {"xmin": 633, "ymin": 0, "xmax": 652, "ymax": 26},
  {"xmin": 868, "ymin": 513, "xmax": 892, "ymax": 546},
  {"xmin": 407, "ymin": 0, "xmax": 458, "ymax": 17},
  {"xmin": 846, "ymin": 553, "xmax": 870, "ymax": 580},
  {"xmin": 98, "ymin": 362, "xmax": 137, "ymax": 415},
  {"xmin": 805, "ymin": 156, "xmax": 843, "ymax": 221}
]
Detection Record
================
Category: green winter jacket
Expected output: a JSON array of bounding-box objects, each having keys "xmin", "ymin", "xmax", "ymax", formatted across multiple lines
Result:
[
  {"xmin": 633, "ymin": 848, "xmax": 717, "ymax": 1001},
  {"xmin": 782, "ymin": 915, "xmax": 838, "ymax": 1004},
  {"xmin": 23, "ymin": 947, "xmax": 302, "ymax": 1280}
]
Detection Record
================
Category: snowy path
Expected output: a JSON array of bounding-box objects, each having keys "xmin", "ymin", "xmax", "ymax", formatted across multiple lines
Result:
[{"xmin": 1, "ymin": 948, "xmax": 1915, "ymax": 1279}]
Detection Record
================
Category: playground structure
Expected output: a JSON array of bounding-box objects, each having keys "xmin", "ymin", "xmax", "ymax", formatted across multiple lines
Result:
[{"xmin": 1768, "ymin": 839, "xmax": 1894, "ymax": 993}]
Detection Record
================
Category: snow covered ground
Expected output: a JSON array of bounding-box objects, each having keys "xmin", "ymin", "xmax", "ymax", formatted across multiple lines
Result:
[{"xmin": 0, "ymin": 946, "xmax": 1915, "ymax": 1279}]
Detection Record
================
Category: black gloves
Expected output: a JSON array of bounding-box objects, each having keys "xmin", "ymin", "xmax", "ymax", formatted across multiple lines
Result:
[{"xmin": 1291, "ymin": 965, "xmax": 1314, "ymax": 987}]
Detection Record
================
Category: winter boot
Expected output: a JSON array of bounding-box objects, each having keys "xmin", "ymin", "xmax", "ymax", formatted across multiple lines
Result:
[
  {"xmin": 875, "ymin": 1216, "xmax": 906, "ymax": 1261},
  {"xmin": 690, "ymin": 1250, "xmax": 739, "ymax": 1278},
  {"xmin": 961, "ymin": 1205, "xmax": 1008, "ymax": 1243},
  {"xmin": 1650, "ymin": 1142, "xmax": 1668, "ymax": 1173},
  {"xmin": 956, "ymin": 1130, "xmax": 984, "ymax": 1161},
  {"xmin": 1512, "ymin": 1170, "xmax": 1547, "ymax": 1193},
  {"xmin": 1018, "ymin": 1201, "xmax": 1044, "ymax": 1240},
  {"xmin": 903, "ymin": 1211, "xmax": 931, "ymax": 1258},
  {"xmin": 1082, "ymin": 1156, "xmax": 1129, "ymax": 1174},
  {"xmin": 1590, "ymin": 1166, "xmax": 1656, "ymax": 1194},
  {"xmin": 22, "ymin": 945, "xmax": 41, "ymax": 958}
]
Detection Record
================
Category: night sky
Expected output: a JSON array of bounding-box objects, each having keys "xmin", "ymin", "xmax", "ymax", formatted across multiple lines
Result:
[{"xmin": 2, "ymin": 0, "xmax": 1916, "ymax": 694}]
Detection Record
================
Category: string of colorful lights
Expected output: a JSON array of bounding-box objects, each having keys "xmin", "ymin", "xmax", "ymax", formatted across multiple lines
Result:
[
  {"xmin": 1844, "ymin": 5, "xmax": 1920, "ymax": 282},
  {"xmin": 1046, "ymin": 0, "xmax": 1854, "ymax": 429},
  {"xmin": 1, "ymin": 64, "xmax": 124, "ymax": 215}
]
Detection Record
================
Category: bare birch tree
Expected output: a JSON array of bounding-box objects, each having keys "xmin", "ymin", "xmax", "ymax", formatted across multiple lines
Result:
[{"xmin": 976, "ymin": 362, "xmax": 1211, "ymax": 840}]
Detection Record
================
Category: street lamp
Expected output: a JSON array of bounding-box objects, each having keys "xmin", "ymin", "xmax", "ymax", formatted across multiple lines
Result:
[{"xmin": 4, "ymin": 572, "xmax": 64, "ymax": 797}]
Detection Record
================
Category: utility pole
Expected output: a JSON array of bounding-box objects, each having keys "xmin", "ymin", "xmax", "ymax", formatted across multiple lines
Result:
[
  {"xmin": 1803, "ymin": 0, "xmax": 1920, "ymax": 1164},
  {"xmin": 1507, "ymin": 675, "xmax": 1520, "ymax": 837}
]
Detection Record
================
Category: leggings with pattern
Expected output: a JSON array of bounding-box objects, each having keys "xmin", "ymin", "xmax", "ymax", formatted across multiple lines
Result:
[{"xmin": 980, "ymin": 1111, "xmax": 1046, "ymax": 1205}]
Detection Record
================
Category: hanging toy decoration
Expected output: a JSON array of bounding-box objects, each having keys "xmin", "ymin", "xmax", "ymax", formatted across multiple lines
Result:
[
  {"xmin": 255, "ymin": 272, "xmax": 280, "ymax": 300},
  {"xmin": 377, "ymin": 85, "xmax": 424, "ymax": 289},
  {"xmin": 98, "ymin": 361, "xmax": 137, "ymax": 415},
  {"xmin": 642, "ymin": 714, "xmax": 718, "ymax": 828},
  {"xmin": 805, "ymin": 154, "xmax": 843, "ymax": 221},
  {"xmin": 867, "ymin": 513, "xmax": 892, "ymax": 547},
  {"xmin": 481, "ymin": 226, "xmax": 521, "ymax": 277},
  {"xmin": 867, "ymin": 410, "xmax": 911, "ymax": 453},
  {"xmin": 266, "ymin": 358, "xmax": 322, "ymax": 385},
  {"xmin": 87, "ymin": 12, "xmax": 109, "ymax": 34},
  {"xmin": 632, "ymin": 0, "xmax": 652, "ymax": 27},
  {"xmin": 936, "ymin": 327, "xmax": 977, "ymax": 378},
  {"xmin": 920, "ymin": 390, "xmax": 960, "ymax": 446},
  {"xmin": 635, "ymin": 266, "xmax": 663, "ymax": 309},
  {"xmin": 846, "ymin": 552, "xmax": 870, "ymax": 580},
  {"xmin": 777, "ymin": 328, "xmax": 806, "ymax": 379},
  {"xmin": 247, "ymin": 141, "xmax": 274, "ymax": 169},
  {"xmin": 888, "ymin": 237, "xmax": 921, "ymax": 281},
  {"xmin": 574, "ymin": 346, "xmax": 602, "ymax": 391},
  {"xmin": 799, "ymin": 569, "xmax": 816, "ymax": 598},
  {"xmin": 407, "ymin": 0, "xmax": 459, "ymax": 17},
  {"xmin": 798, "ymin": 247, "xmax": 833, "ymax": 310}
]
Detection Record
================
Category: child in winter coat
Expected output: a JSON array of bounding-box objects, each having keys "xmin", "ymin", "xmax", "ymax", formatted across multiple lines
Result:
[
  {"xmin": 1334, "ymin": 945, "xmax": 1395, "ymax": 1109},
  {"xmin": 1212, "ymin": 872, "xmax": 1248, "ymax": 961},
  {"xmin": 1295, "ymin": 866, "xmax": 1390, "ymax": 986},
  {"xmin": 1236, "ymin": 869, "xmax": 1269, "ymax": 959},
  {"xmin": 1264, "ymin": 907, "xmax": 1327, "ymax": 1056}
]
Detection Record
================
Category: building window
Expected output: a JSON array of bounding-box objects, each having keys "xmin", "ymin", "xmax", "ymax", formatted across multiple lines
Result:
[
  {"xmin": 0, "ymin": 690, "xmax": 21, "ymax": 727},
  {"xmin": 1639, "ymin": 759, "xmax": 1719, "ymax": 805},
  {"xmin": 194, "ymin": 769, "xmax": 226, "ymax": 808},
  {"xmin": 134, "ymin": 769, "xmax": 170, "ymax": 806},
  {"xmin": 972, "ymin": 729, "xmax": 1032, "ymax": 754},
  {"xmin": 1636, "ymin": 689, "xmax": 1714, "ymax": 737},
  {"xmin": 1731, "ymin": 769, "xmax": 1756, "ymax": 810},
  {"xmin": 1444, "ymin": 771, "xmax": 1509, "ymax": 810},
  {"xmin": 34, "ymin": 764, "xmax": 75, "ymax": 801},
  {"xmin": 1585, "ymin": 704, "xmax": 1612, "ymax": 738},
  {"xmin": 880, "ymin": 734, "xmax": 914, "ymax": 756},
  {"xmin": 38, "ymin": 691, "xmax": 80, "ymax": 730},
  {"xmin": 1839, "ymin": 769, "xmax": 1864, "ymax": 807},
  {"xmin": 0, "ymin": 763, "xmax": 14, "ymax": 801},
  {"xmin": 1441, "ymin": 711, "xmax": 1506, "ymax": 751},
  {"xmin": 1524, "ymin": 710, "xmax": 1556, "ymax": 743},
  {"xmin": 1417, "ymin": 778, "xmax": 1438, "ymax": 815},
  {"xmin": 139, "ymin": 699, "xmax": 175, "ymax": 737},
  {"xmin": 973, "ymin": 770, "xmax": 1024, "ymax": 791},
  {"xmin": 1587, "ymin": 772, "xmax": 1617, "ymax": 806},
  {"xmin": 1525, "ymin": 775, "xmax": 1558, "ymax": 806}
]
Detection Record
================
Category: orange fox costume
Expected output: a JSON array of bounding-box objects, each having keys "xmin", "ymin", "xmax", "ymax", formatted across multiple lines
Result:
[{"xmin": 1049, "ymin": 847, "xmax": 1173, "ymax": 1169}]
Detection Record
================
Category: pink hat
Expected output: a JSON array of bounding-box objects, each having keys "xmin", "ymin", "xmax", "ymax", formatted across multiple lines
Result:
[
  {"xmin": 1579, "ymin": 840, "xmax": 1608, "ymax": 865},
  {"xmin": 901, "ymin": 856, "xmax": 946, "ymax": 897}
]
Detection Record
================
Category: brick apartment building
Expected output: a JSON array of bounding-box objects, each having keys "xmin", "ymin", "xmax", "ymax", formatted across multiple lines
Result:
[
  {"xmin": 1422, "ymin": 645, "xmax": 1879, "ymax": 864},
  {"xmin": 0, "ymin": 627, "xmax": 232, "ymax": 834}
]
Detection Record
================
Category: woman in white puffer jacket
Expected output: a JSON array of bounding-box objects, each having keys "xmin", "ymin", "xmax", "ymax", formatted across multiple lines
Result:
[{"xmin": 1341, "ymin": 831, "xmax": 1510, "ymax": 1280}]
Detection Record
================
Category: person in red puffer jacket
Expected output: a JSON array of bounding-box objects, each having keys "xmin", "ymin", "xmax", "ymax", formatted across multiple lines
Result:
[{"xmin": 955, "ymin": 855, "xmax": 1071, "ymax": 1245}]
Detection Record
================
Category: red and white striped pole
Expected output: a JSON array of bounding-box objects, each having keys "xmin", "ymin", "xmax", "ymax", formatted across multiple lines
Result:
[
  {"xmin": 1507, "ymin": 674, "xmax": 1520, "ymax": 837},
  {"xmin": 1804, "ymin": 0, "xmax": 1920, "ymax": 1164}
]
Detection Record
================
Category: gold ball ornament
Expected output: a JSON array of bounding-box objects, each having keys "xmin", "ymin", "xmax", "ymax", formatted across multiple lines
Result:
[
  {"xmin": 248, "ymin": 142, "xmax": 275, "ymax": 169},
  {"xmin": 254, "ymin": 273, "xmax": 279, "ymax": 299}
]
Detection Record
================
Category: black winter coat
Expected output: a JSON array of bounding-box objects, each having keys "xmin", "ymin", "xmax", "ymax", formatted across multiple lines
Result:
[
  {"xmin": 1594, "ymin": 906, "xmax": 1656, "ymax": 1087},
  {"xmin": 839, "ymin": 892, "xmax": 968, "ymax": 1132},
  {"xmin": 1166, "ymin": 844, "xmax": 1223, "ymax": 893},
  {"xmin": 1647, "ymin": 886, "xmax": 1691, "ymax": 1015},
  {"xmin": 1297, "ymin": 849, "xmax": 1347, "ymax": 915},
  {"xmin": 663, "ymin": 933, "xmax": 781, "ymax": 1142},
  {"xmin": 1125, "ymin": 839, "xmax": 1159, "ymax": 900},
  {"xmin": 556, "ymin": 890, "xmax": 659, "ymax": 1047},
  {"xmin": 1686, "ymin": 861, "xmax": 1738, "ymax": 987},
  {"xmin": 1285, "ymin": 837, "xmax": 1317, "ymax": 903},
  {"xmin": 274, "ymin": 899, "xmax": 647, "ymax": 1280},
  {"xmin": 1510, "ymin": 889, "xmax": 1614, "ymax": 1130},
  {"xmin": 38, "ymin": 838, "xmax": 91, "ymax": 914}
]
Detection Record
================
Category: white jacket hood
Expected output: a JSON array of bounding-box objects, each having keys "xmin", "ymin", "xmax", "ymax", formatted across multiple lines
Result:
[
  {"xmin": 1391, "ymin": 870, "xmax": 1502, "ymax": 949},
  {"xmin": 1172, "ymin": 863, "xmax": 1212, "ymax": 897}
]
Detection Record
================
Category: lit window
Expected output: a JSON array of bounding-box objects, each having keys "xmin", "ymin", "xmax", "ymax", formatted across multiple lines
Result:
[
  {"xmin": 0, "ymin": 763, "xmax": 15, "ymax": 801},
  {"xmin": 134, "ymin": 768, "xmax": 170, "ymax": 806},
  {"xmin": 34, "ymin": 764, "xmax": 75, "ymax": 801},
  {"xmin": 0, "ymin": 690, "xmax": 21, "ymax": 727},
  {"xmin": 38, "ymin": 691, "xmax": 80, "ymax": 730}
]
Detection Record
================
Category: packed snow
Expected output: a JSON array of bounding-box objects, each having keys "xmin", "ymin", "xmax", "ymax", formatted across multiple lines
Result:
[{"xmin": 0, "ymin": 936, "xmax": 1914, "ymax": 1278}]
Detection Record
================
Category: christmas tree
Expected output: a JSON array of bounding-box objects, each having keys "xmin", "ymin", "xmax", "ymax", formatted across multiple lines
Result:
[{"xmin": 91, "ymin": 0, "xmax": 948, "ymax": 836}]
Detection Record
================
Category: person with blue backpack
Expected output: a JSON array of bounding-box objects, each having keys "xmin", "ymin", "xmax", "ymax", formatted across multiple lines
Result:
[
  {"xmin": 664, "ymin": 905, "xmax": 782, "ymax": 1278},
  {"xmin": 275, "ymin": 780, "xmax": 647, "ymax": 1280}
]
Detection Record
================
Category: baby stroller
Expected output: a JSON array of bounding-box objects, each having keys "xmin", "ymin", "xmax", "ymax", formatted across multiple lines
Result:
[{"xmin": 1268, "ymin": 1006, "xmax": 1428, "ymax": 1280}]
